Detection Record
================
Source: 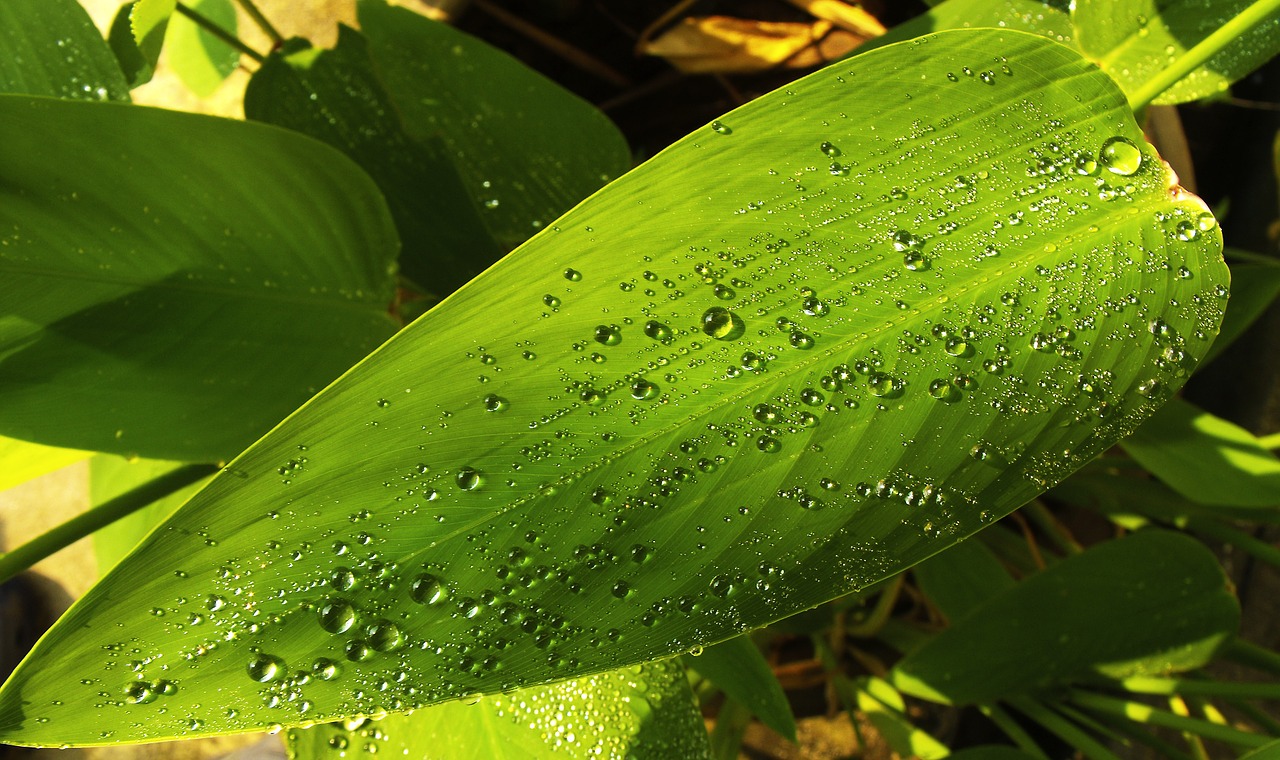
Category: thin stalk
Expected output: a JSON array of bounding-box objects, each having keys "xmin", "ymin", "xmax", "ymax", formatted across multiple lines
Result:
[
  {"xmin": 232, "ymin": 0, "xmax": 283, "ymax": 46},
  {"xmin": 1024, "ymin": 500, "xmax": 1083, "ymax": 555},
  {"xmin": 1186, "ymin": 517, "xmax": 1280, "ymax": 570},
  {"xmin": 1223, "ymin": 639, "xmax": 1280, "ymax": 678},
  {"xmin": 1128, "ymin": 0, "xmax": 1280, "ymax": 111},
  {"xmin": 1067, "ymin": 690, "xmax": 1271, "ymax": 749},
  {"xmin": 979, "ymin": 702, "xmax": 1052, "ymax": 760},
  {"xmin": 1119, "ymin": 675, "xmax": 1280, "ymax": 701},
  {"xmin": 1082, "ymin": 706, "xmax": 1197, "ymax": 760},
  {"xmin": 1006, "ymin": 695, "xmax": 1126, "ymax": 760},
  {"xmin": 175, "ymin": 2, "xmax": 265, "ymax": 63},
  {"xmin": 846, "ymin": 572, "xmax": 903, "ymax": 637},
  {"xmin": 1226, "ymin": 697, "xmax": 1280, "ymax": 735},
  {"xmin": 1168, "ymin": 695, "xmax": 1211, "ymax": 760},
  {"xmin": 0, "ymin": 464, "xmax": 216, "ymax": 585}
]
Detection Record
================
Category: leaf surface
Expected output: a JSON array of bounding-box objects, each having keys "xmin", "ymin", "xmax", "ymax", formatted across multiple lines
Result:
[
  {"xmin": 912, "ymin": 537, "xmax": 1013, "ymax": 621},
  {"xmin": 285, "ymin": 659, "xmax": 710, "ymax": 759},
  {"xmin": 130, "ymin": 0, "xmax": 176, "ymax": 76},
  {"xmin": 890, "ymin": 530, "xmax": 1238, "ymax": 704},
  {"xmin": 1073, "ymin": 0, "xmax": 1280, "ymax": 105},
  {"xmin": 1121, "ymin": 397, "xmax": 1280, "ymax": 507},
  {"xmin": 0, "ymin": 437, "xmax": 89, "ymax": 494},
  {"xmin": 0, "ymin": 0, "xmax": 130, "ymax": 101},
  {"xmin": 165, "ymin": 0, "xmax": 240, "ymax": 97},
  {"xmin": 0, "ymin": 30, "xmax": 1227, "ymax": 745},
  {"xmin": 0, "ymin": 97, "xmax": 399, "ymax": 461},
  {"xmin": 687, "ymin": 635, "xmax": 795, "ymax": 741}
]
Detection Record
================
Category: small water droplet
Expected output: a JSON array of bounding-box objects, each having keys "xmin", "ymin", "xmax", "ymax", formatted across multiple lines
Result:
[
  {"xmin": 483, "ymin": 394, "xmax": 508, "ymax": 412},
  {"xmin": 903, "ymin": 252, "xmax": 930, "ymax": 271},
  {"xmin": 563, "ymin": 268, "xmax": 582, "ymax": 282},
  {"xmin": 542, "ymin": 294, "xmax": 561, "ymax": 308},
  {"xmin": 756, "ymin": 435, "xmax": 781, "ymax": 453},
  {"xmin": 820, "ymin": 140, "xmax": 840, "ymax": 157},
  {"xmin": 643, "ymin": 320, "xmax": 673, "ymax": 342},
  {"xmin": 710, "ymin": 120, "xmax": 731, "ymax": 134}
]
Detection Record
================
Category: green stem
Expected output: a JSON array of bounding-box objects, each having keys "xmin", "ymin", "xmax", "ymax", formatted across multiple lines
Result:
[
  {"xmin": 1067, "ymin": 690, "xmax": 1271, "ymax": 749},
  {"xmin": 979, "ymin": 702, "xmax": 1052, "ymax": 760},
  {"xmin": 1007, "ymin": 695, "xmax": 1126, "ymax": 760},
  {"xmin": 1223, "ymin": 639, "xmax": 1280, "ymax": 678},
  {"xmin": 175, "ymin": 2, "xmax": 265, "ymax": 63},
  {"xmin": 1127, "ymin": 0, "xmax": 1280, "ymax": 111},
  {"xmin": 847, "ymin": 572, "xmax": 903, "ymax": 637},
  {"xmin": 1185, "ymin": 517, "xmax": 1280, "ymax": 570},
  {"xmin": 1024, "ymin": 500, "xmax": 1083, "ymax": 555},
  {"xmin": 0, "ymin": 464, "xmax": 216, "ymax": 585},
  {"xmin": 232, "ymin": 0, "xmax": 283, "ymax": 46},
  {"xmin": 1118, "ymin": 675, "xmax": 1280, "ymax": 700}
]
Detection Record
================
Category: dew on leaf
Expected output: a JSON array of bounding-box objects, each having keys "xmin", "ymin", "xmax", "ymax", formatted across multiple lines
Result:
[
  {"xmin": 318, "ymin": 599, "xmax": 357, "ymax": 634},
  {"xmin": 593, "ymin": 324, "xmax": 622, "ymax": 346},
  {"xmin": 247, "ymin": 653, "xmax": 285, "ymax": 683},
  {"xmin": 456, "ymin": 466, "xmax": 483, "ymax": 491},
  {"xmin": 701, "ymin": 307, "xmax": 745, "ymax": 340},
  {"xmin": 1099, "ymin": 136, "xmax": 1142, "ymax": 176}
]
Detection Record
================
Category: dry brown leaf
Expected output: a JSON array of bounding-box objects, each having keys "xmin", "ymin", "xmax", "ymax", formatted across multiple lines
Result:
[
  {"xmin": 788, "ymin": 0, "xmax": 886, "ymax": 37},
  {"xmin": 640, "ymin": 16, "xmax": 870, "ymax": 73}
]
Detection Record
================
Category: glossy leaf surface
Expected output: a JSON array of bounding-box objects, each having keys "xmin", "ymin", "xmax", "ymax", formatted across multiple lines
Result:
[
  {"xmin": 891, "ymin": 530, "xmax": 1238, "ymax": 704},
  {"xmin": 1122, "ymin": 397, "xmax": 1280, "ymax": 507},
  {"xmin": 0, "ymin": 30, "xmax": 1226, "ymax": 745},
  {"xmin": 0, "ymin": 0, "xmax": 130, "ymax": 102},
  {"xmin": 0, "ymin": 97, "xmax": 399, "ymax": 461},
  {"xmin": 286, "ymin": 659, "xmax": 710, "ymax": 759},
  {"xmin": 1073, "ymin": 0, "xmax": 1280, "ymax": 105}
]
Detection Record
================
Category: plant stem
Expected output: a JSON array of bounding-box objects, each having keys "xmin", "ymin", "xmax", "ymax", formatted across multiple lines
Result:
[
  {"xmin": 979, "ymin": 703, "xmax": 1052, "ymax": 760},
  {"xmin": 1185, "ymin": 517, "xmax": 1280, "ymax": 570},
  {"xmin": 1119, "ymin": 675, "xmax": 1280, "ymax": 700},
  {"xmin": 846, "ymin": 572, "xmax": 903, "ymax": 637},
  {"xmin": 1127, "ymin": 0, "xmax": 1280, "ymax": 111},
  {"xmin": 232, "ymin": 0, "xmax": 283, "ymax": 46},
  {"xmin": 1067, "ymin": 690, "xmax": 1271, "ymax": 749},
  {"xmin": 0, "ymin": 464, "xmax": 216, "ymax": 585},
  {"xmin": 1007, "ymin": 695, "xmax": 1126, "ymax": 760},
  {"xmin": 175, "ymin": 2, "xmax": 265, "ymax": 63},
  {"xmin": 1223, "ymin": 639, "xmax": 1280, "ymax": 678},
  {"xmin": 1024, "ymin": 500, "xmax": 1083, "ymax": 555}
]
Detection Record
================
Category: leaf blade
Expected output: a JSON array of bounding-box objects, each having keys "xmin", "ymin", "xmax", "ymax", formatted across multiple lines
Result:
[{"xmin": 0, "ymin": 0, "xmax": 131, "ymax": 102}]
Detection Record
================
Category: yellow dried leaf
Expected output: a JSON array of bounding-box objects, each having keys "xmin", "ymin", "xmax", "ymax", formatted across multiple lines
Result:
[
  {"xmin": 788, "ymin": 0, "xmax": 886, "ymax": 37},
  {"xmin": 641, "ymin": 16, "xmax": 869, "ymax": 73}
]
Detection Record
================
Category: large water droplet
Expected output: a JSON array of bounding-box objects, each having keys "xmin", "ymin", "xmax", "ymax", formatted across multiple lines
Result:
[
  {"xmin": 631, "ymin": 378, "xmax": 659, "ymax": 400},
  {"xmin": 247, "ymin": 653, "xmax": 285, "ymax": 683},
  {"xmin": 456, "ymin": 466, "xmax": 483, "ymax": 491},
  {"xmin": 594, "ymin": 324, "xmax": 622, "ymax": 346},
  {"xmin": 701, "ymin": 307, "xmax": 745, "ymax": 340},
  {"xmin": 411, "ymin": 573, "xmax": 447, "ymax": 605},
  {"xmin": 1099, "ymin": 136, "xmax": 1142, "ymax": 176},
  {"xmin": 643, "ymin": 320, "xmax": 673, "ymax": 342},
  {"xmin": 367, "ymin": 620, "xmax": 403, "ymax": 652},
  {"xmin": 318, "ymin": 599, "xmax": 357, "ymax": 634}
]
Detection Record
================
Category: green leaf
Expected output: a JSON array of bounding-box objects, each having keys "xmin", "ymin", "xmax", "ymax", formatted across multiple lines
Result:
[
  {"xmin": 0, "ymin": 0, "xmax": 131, "ymax": 101},
  {"xmin": 0, "ymin": 96, "xmax": 399, "ymax": 461},
  {"xmin": 1121, "ymin": 397, "xmax": 1280, "ymax": 507},
  {"xmin": 1241, "ymin": 738, "xmax": 1280, "ymax": 760},
  {"xmin": 1072, "ymin": 0, "xmax": 1280, "ymax": 105},
  {"xmin": 130, "ymin": 0, "xmax": 176, "ymax": 76},
  {"xmin": 862, "ymin": 0, "xmax": 1074, "ymax": 54},
  {"xmin": 686, "ymin": 635, "xmax": 796, "ymax": 741},
  {"xmin": 856, "ymin": 677, "xmax": 949, "ymax": 759},
  {"xmin": 285, "ymin": 659, "xmax": 710, "ymax": 759},
  {"xmin": 890, "ymin": 530, "xmax": 1238, "ymax": 705},
  {"xmin": 0, "ymin": 30, "xmax": 1227, "ymax": 745},
  {"xmin": 108, "ymin": 2, "xmax": 155, "ymax": 88},
  {"xmin": 949, "ymin": 748, "xmax": 1044, "ymax": 760},
  {"xmin": 912, "ymin": 537, "xmax": 1013, "ymax": 622},
  {"xmin": 1203, "ymin": 257, "xmax": 1280, "ymax": 365},
  {"xmin": 90, "ymin": 457, "xmax": 210, "ymax": 575},
  {"xmin": 166, "ymin": 0, "xmax": 240, "ymax": 97},
  {"xmin": 356, "ymin": 0, "xmax": 631, "ymax": 252},
  {"xmin": 243, "ymin": 27, "xmax": 501, "ymax": 296},
  {"xmin": 0, "ymin": 436, "xmax": 89, "ymax": 493}
]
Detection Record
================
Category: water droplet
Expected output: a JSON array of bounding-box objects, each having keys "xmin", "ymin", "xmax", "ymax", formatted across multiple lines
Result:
[
  {"xmin": 1136, "ymin": 379, "xmax": 1162, "ymax": 397},
  {"xmin": 928, "ymin": 379, "xmax": 958, "ymax": 402},
  {"xmin": 631, "ymin": 379, "xmax": 659, "ymax": 400},
  {"xmin": 367, "ymin": 620, "xmax": 403, "ymax": 652},
  {"xmin": 800, "ymin": 388, "xmax": 824, "ymax": 406},
  {"xmin": 753, "ymin": 403, "xmax": 779, "ymax": 423},
  {"xmin": 944, "ymin": 337, "xmax": 970, "ymax": 357},
  {"xmin": 483, "ymin": 394, "xmax": 508, "ymax": 412},
  {"xmin": 867, "ymin": 372, "xmax": 898, "ymax": 397},
  {"xmin": 579, "ymin": 387, "xmax": 605, "ymax": 405},
  {"xmin": 801, "ymin": 296, "xmax": 829, "ymax": 316},
  {"xmin": 892, "ymin": 230, "xmax": 924, "ymax": 251},
  {"xmin": 740, "ymin": 351, "xmax": 765, "ymax": 371},
  {"xmin": 563, "ymin": 268, "xmax": 582, "ymax": 282},
  {"xmin": 820, "ymin": 140, "xmax": 840, "ymax": 157},
  {"xmin": 1174, "ymin": 220, "xmax": 1198, "ymax": 241},
  {"xmin": 611, "ymin": 581, "xmax": 631, "ymax": 599},
  {"xmin": 709, "ymin": 575, "xmax": 735, "ymax": 598},
  {"xmin": 713, "ymin": 283, "xmax": 735, "ymax": 300},
  {"xmin": 756, "ymin": 435, "xmax": 781, "ymax": 453},
  {"xmin": 1099, "ymin": 136, "xmax": 1142, "ymax": 176},
  {"xmin": 710, "ymin": 120, "xmax": 731, "ymax": 134},
  {"xmin": 541, "ymin": 294, "xmax": 561, "ymax": 308},
  {"xmin": 789, "ymin": 330, "xmax": 815, "ymax": 349},
  {"xmin": 701, "ymin": 307, "xmax": 745, "ymax": 340},
  {"xmin": 331, "ymin": 567, "xmax": 356, "ymax": 592},
  {"xmin": 643, "ymin": 320, "xmax": 673, "ymax": 342},
  {"xmin": 456, "ymin": 466, "xmax": 483, "ymax": 491},
  {"xmin": 903, "ymin": 252, "xmax": 929, "ymax": 271},
  {"xmin": 318, "ymin": 599, "xmax": 357, "ymax": 634},
  {"xmin": 247, "ymin": 653, "xmax": 285, "ymax": 683},
  {"xmin": 313, "ymin": 658, "xmax": 341, "ymax": 681},
  {"xmin": 593, "ymin": 324, "xmax": 622, "ymax": 346},
  {"xmin": 124, "ymin": 682, "xmax": 156, "ymax": 705}
]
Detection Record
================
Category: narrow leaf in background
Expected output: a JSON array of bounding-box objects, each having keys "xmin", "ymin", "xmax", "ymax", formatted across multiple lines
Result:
[
  {"xmin": 687, "ymin": 635, "xmax": 796, "ymax": 741},
  {"xmin": 891, "ymin": 530, "xmax": 1239, "ymax": 704},
  {"xmin": 0, "ymin": 97, "xmax": 400, "ymax": 461},
  {"xmin": 0, "ymin": 0, "xmax": 131, "ymax": 101},
  {"xmin": 286, "ymin": 658, "xmax": 710, "ymax": 759},
  {"xmin": 0, "ymin": 30, "xmax": 1227, "ymax": 745}
]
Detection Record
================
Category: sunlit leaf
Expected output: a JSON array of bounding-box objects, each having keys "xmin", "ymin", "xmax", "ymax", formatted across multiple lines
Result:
[
  {"xmin": 1121, "ymin": 397, "xmax": 1280, "ymax": 507},
  {"xmin": 166, "ymin": 0, "xmax": 240, "ymax": 97},
  {"xmin": 856, "ymin": 677, "xmax": 949, "ymax": 759},
  {"xmin": 0, "ymin": 96, "xmax": 399, "ymax": 461},
  {"xmin": 130, "ymin": 0, "xmax": 176, "ymax": 76},
  {"xmin": 891, "ymin": 530, "xmax": 1238, "ymax": 704},
  {"xmin": 286, "ymin": 659, "xmax": 710, "ymax": 759},
  {"xmin": 0, "ymin": 436, "xmax": 89, "ymax": 494},
  {"xmin": 861, "ymin": 0, "xmax": 1073, "ymax": 53},
  {"xmin": 109, "ymin": 2, "xmax": 155, "ymax": 88},
  {"xmin": 0, "ymin": 30, "xmax": 1227, "ymax": 745},
  {"xmin": 1073, "ymin": 0, "xmax": 1280, "ymax": 105},
  {"xmin": 0, "ymin": 0, "xmax": 130, "ymax": 102}
]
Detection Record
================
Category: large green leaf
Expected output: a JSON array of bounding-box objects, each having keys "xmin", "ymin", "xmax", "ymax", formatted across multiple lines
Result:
[
  {"xmin": 165, "ymin": 0, "xmax": 240, "ymax": 98},
  {"xmin": 890, "ymin": 530, "xmax": 1238, "ymax": 704},
  {"xmin": 0, "ymin": 29, "xmax": 1226, "ymax": 745},
  {"xmin": 0, "ymin": 0, "xmax": 130, "ymax": 102},
  {"xmin": 0, "ymin": 96, "xmax": 399, "ymax": 461},
  {"xmin": 1121, "ymin": 397, "xmax": 1280, "ymax": 507},
  {"xmin": 356, "ymin": 0, "xmax": 631, "ymax": 253},
  {"xmin": 286, "ymin": 659, "xmax": 710, "ymax": 759},
  {"xmin": 1073, "ymin": 0, "xmax": 1280, "ymax": 105},
  {"xmin": 243, "ymin": 26, "xmax": 501, "ymax": 296}
]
